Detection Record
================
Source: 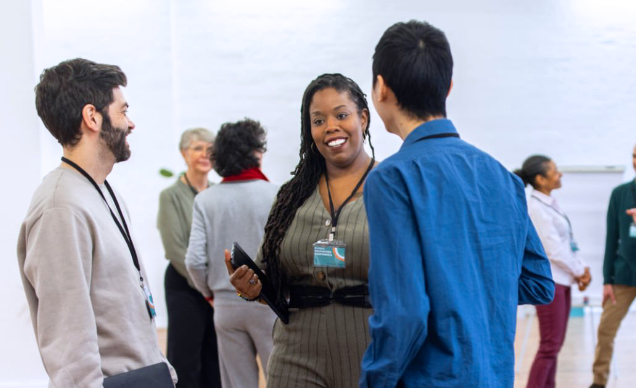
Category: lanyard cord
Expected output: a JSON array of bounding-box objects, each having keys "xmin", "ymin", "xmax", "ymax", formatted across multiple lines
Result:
[
  {"xmin": 182, "ymin": 172, "xmax": 199, "ymax": 195},
  {"xmin": 61, "ymin": 157, "xmax": 143, "ymax": 284},
  {"xmin": 325, "ymin": 158, "xmax": 375, "ymax": 241},
  {"xmin": 531, "ymin": 194, "xmax": 575, "ymax": 240}
]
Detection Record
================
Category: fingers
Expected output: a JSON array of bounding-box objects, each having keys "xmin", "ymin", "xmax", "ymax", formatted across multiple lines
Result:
[
  {"xmin": 228, "ymin": 265, "xmax": 262, "ymax": 299},
  {"xmin": 248, "ymin": 282, "xmax": 263, "ymax": 299},
  {"xmin": 603, "ymin": 288, "xmax": 617, "ymax": 305},
  {"xmin": 224, "ymin": 249, "xmax": 235, "ymax": 275},
  {"xmin": 239, "ymin": 271, "xmax": 262, "ymax": 299}
]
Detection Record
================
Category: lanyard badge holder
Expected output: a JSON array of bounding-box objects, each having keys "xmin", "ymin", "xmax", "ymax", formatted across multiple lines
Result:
[
  {"xmin": 313, "ymin": 158, "xmax": 374, "ymax": 269},
  {"xmin": 313, "ymin": 229, "xmax": 347, "ymax": 268},
  {"xmin": 61, "ymin": 157, "xmax": 157, "ymax": 320},
  {"xmin": 532, "ymin": 194, "xmax": 579, "ymax": 252}
]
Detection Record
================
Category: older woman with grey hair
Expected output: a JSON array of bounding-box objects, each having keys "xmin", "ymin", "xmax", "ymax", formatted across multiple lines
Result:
[{"xmin": 157, "ymin": 127, "xmax": 221, "ymax": 388}]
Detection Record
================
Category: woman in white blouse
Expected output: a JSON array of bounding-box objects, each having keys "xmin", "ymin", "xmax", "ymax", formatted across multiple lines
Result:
[{"xmin": 515, "ymin": 155, "xmax": 591, "ymax": 388}]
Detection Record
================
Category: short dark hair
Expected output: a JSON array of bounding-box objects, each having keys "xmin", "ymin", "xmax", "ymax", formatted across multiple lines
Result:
[
  {"xmin": 373, "ymin": 20, "xmax": 453, "ymax": 120},
  {"xmin": 514, "ymin": 155, "xmax": 552, "ymax": 189},
  {"xmin": 35, "ymin": 58, "xmax": 127, "ymax": 147},
  {"xmin": 211, "ymin": 118, "xmax": 267, "ymax": 177}
]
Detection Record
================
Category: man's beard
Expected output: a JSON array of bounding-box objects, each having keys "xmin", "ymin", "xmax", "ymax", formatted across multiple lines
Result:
[{"xmin": 100, "ymin": 114, "xmax": 131, "ymax": 163}]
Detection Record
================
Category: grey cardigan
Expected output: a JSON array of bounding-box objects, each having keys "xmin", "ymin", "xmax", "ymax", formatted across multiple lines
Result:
[{"xmin": 185, "ymin": 179, "xmax": 278, "ymax": 301}]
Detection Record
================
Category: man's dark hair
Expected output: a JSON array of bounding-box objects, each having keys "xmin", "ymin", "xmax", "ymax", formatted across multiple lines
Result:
[
  {"xmin": 211, "ymin": 118, "xmax": 267, "ymax": 177},
  {"xmin": 373, "ymin": 20, "xmax": 453, "ymax": 120},
  {"xmin": 35, "ymin": 58, "xmax": 127, "ymax": 147}
]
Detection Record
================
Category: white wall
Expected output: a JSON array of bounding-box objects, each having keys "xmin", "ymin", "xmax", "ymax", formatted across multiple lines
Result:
[
  {"xmin": 551, "ymin": 168, "xmax": 626, "ymax": 305},
  {"xmin": 2, "ymin": 0, "xmax": 636, "ymax": 385},
  {"xmin": 0, "ymin": 0, "xmax": 48, "ymax": 386}
]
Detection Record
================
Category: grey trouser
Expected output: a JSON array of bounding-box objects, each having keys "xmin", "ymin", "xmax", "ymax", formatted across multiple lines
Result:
[{"xmin": 214, "ymin": 299, "xmax": 276, "ymax": 388}]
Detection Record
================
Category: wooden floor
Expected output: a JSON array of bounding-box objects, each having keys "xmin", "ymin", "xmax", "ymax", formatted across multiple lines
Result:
[
  {"xmin": 514, "ymin": 308, "xmax": 636, "ymax": 388},
  {"xmin": 158, "ymin": 310, "xmax": 636, "ymax": 388}
]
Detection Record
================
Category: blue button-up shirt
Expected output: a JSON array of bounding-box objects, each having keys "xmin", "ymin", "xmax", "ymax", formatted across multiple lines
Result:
[{"xmin": 360, "ymin": 119, "xmax": 554, "ymax": 388}]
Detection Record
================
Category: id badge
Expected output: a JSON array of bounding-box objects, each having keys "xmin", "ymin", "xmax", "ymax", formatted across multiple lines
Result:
[
  {"xmin": 570, "ymin": 241, "xmax": 580, "ymax": 252},
  {"xmin": 630, "ymin": 223, "xmax": 636, "ymax": 238},
  {"xmin": 143, "ymin": 283, "xmax": 157, "ymax": 319},
  {"xmin": 313, "ymin": 239, "xmax": 346, "ymax": 268}
]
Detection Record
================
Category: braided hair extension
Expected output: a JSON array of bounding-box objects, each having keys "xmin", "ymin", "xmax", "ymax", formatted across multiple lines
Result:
[{"xmin": 261, "ymin": 73, "xmax": 375, "ymax": 305}]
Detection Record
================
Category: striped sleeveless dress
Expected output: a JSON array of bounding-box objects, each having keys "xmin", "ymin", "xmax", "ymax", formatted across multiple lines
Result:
[{"xmin": 264, "ymin": 186, "xmax": 372, "ymax": 388}]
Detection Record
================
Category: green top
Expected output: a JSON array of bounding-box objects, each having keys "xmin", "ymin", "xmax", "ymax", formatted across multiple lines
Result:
[
  {"xmin": 604, "ymin": 180, "xmax": 636, "ymax": 286},
  {"xmin": 157, "ymin": 177, "xmax": 210, "ymax": 288},
  {"xmin": 258, "ymin": 186, "xmax": 370, "ymax": 291}
]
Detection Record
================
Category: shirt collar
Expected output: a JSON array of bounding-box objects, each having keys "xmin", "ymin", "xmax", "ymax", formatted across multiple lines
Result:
[
  {"xmin": 530, "ymin": 188, "xmax": 555, "ymax": 205},
  {"xmin": 401, "ymin": 119, "xmax": 458, "ymax": 150}
]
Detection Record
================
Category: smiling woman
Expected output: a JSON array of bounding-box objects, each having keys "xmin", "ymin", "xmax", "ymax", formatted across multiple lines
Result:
[
  {"xmin": 226, "ymin": 74, "xmax": 378, "ymax": 388},
  {"xmin": 310, "ymin": 87, "xmax": 369, "ymax": 171}
]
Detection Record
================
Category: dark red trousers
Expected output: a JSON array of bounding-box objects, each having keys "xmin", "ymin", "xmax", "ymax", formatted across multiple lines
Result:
[{"xmin": 526, "ymin": 284, "xmax": 571, "ymax": 388}]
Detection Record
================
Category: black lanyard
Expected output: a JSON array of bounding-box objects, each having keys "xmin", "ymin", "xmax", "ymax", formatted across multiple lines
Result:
[
  {"xmin": 325, "ymin": 158, "xmax": 375, "ymax": 241},
  {"xmin": 182, "ymin": 172, "xmax": 199, "ymax": 195},
  {"xmin": 61, "ymin": 157, "xmax": 144, "ymax": 285}
]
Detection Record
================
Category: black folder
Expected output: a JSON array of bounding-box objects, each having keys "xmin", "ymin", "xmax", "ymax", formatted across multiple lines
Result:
[
  {"xmin": 103, "ymin": 362, "xmax": 173, "ymax": 388},
  {"xmin": 231, "ymin": 242, "xmax": 289, "ymax": 324}
]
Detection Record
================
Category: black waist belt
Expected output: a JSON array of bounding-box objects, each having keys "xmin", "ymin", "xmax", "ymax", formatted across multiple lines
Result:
[{"xmin": 288, "ymin": 284, "xmax": 372, "ymax": 309}]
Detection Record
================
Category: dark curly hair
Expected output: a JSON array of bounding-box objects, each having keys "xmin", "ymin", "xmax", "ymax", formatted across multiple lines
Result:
[
  {"xmin": 261, "ymin": 73, "xmax": 375, "ymax": 305},
  {"xmin": 35, "ymin": 58, "xmax": 127, "ymax": 147},
  {"xmin": 211, "ymin": 118, "xmax": 267, "ymax": 177}
]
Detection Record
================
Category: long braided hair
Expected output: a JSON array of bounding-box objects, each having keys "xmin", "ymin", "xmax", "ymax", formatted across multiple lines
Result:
[{"xmin": 261, "ymin": 73, "xmax": 375, "ymax": 305}]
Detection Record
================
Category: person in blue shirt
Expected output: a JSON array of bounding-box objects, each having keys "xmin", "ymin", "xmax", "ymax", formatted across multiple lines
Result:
[{"xmin": 359, "ymin": 20, "xmax": 555, "ymax": 388}]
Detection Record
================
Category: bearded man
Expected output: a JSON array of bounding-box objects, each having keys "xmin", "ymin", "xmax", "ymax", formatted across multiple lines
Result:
[{"xmin": 17, "ymin": 58, "xmax": 176, "ymax": 388}]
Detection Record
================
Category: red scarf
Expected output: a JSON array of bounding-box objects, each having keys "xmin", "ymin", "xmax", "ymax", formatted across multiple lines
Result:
[{"xmin": 221, "ymin": 167, "xmax": 269, "ymax": 183}]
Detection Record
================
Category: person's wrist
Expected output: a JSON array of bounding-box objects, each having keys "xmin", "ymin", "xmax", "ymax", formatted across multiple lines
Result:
[
  {"xmin": 237, "ymin": 292, "xmax": 259, "ymax": 302},
  {"xmin": 204, "ymin": 296, "xmax": 214, "ymax": 302}
]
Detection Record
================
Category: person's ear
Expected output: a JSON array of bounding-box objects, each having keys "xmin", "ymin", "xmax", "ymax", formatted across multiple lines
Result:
[
  {"xmin": 374, "ymin": 75, "xmax": 389, "ymax": 103},
  {"xmin": 81, "ymin": 104, "xmax": 101, "ymax": 134},
  {"xmin": 534, "ymin": 174, "xmax": 547, "ymax": 188},
  {"xmin": 447, "ymin": 79, "xmax": 454, "ymax": 97},
  {"xmin": 360, "ymin": 108, "xmax": 369, "ymax": 135}
]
